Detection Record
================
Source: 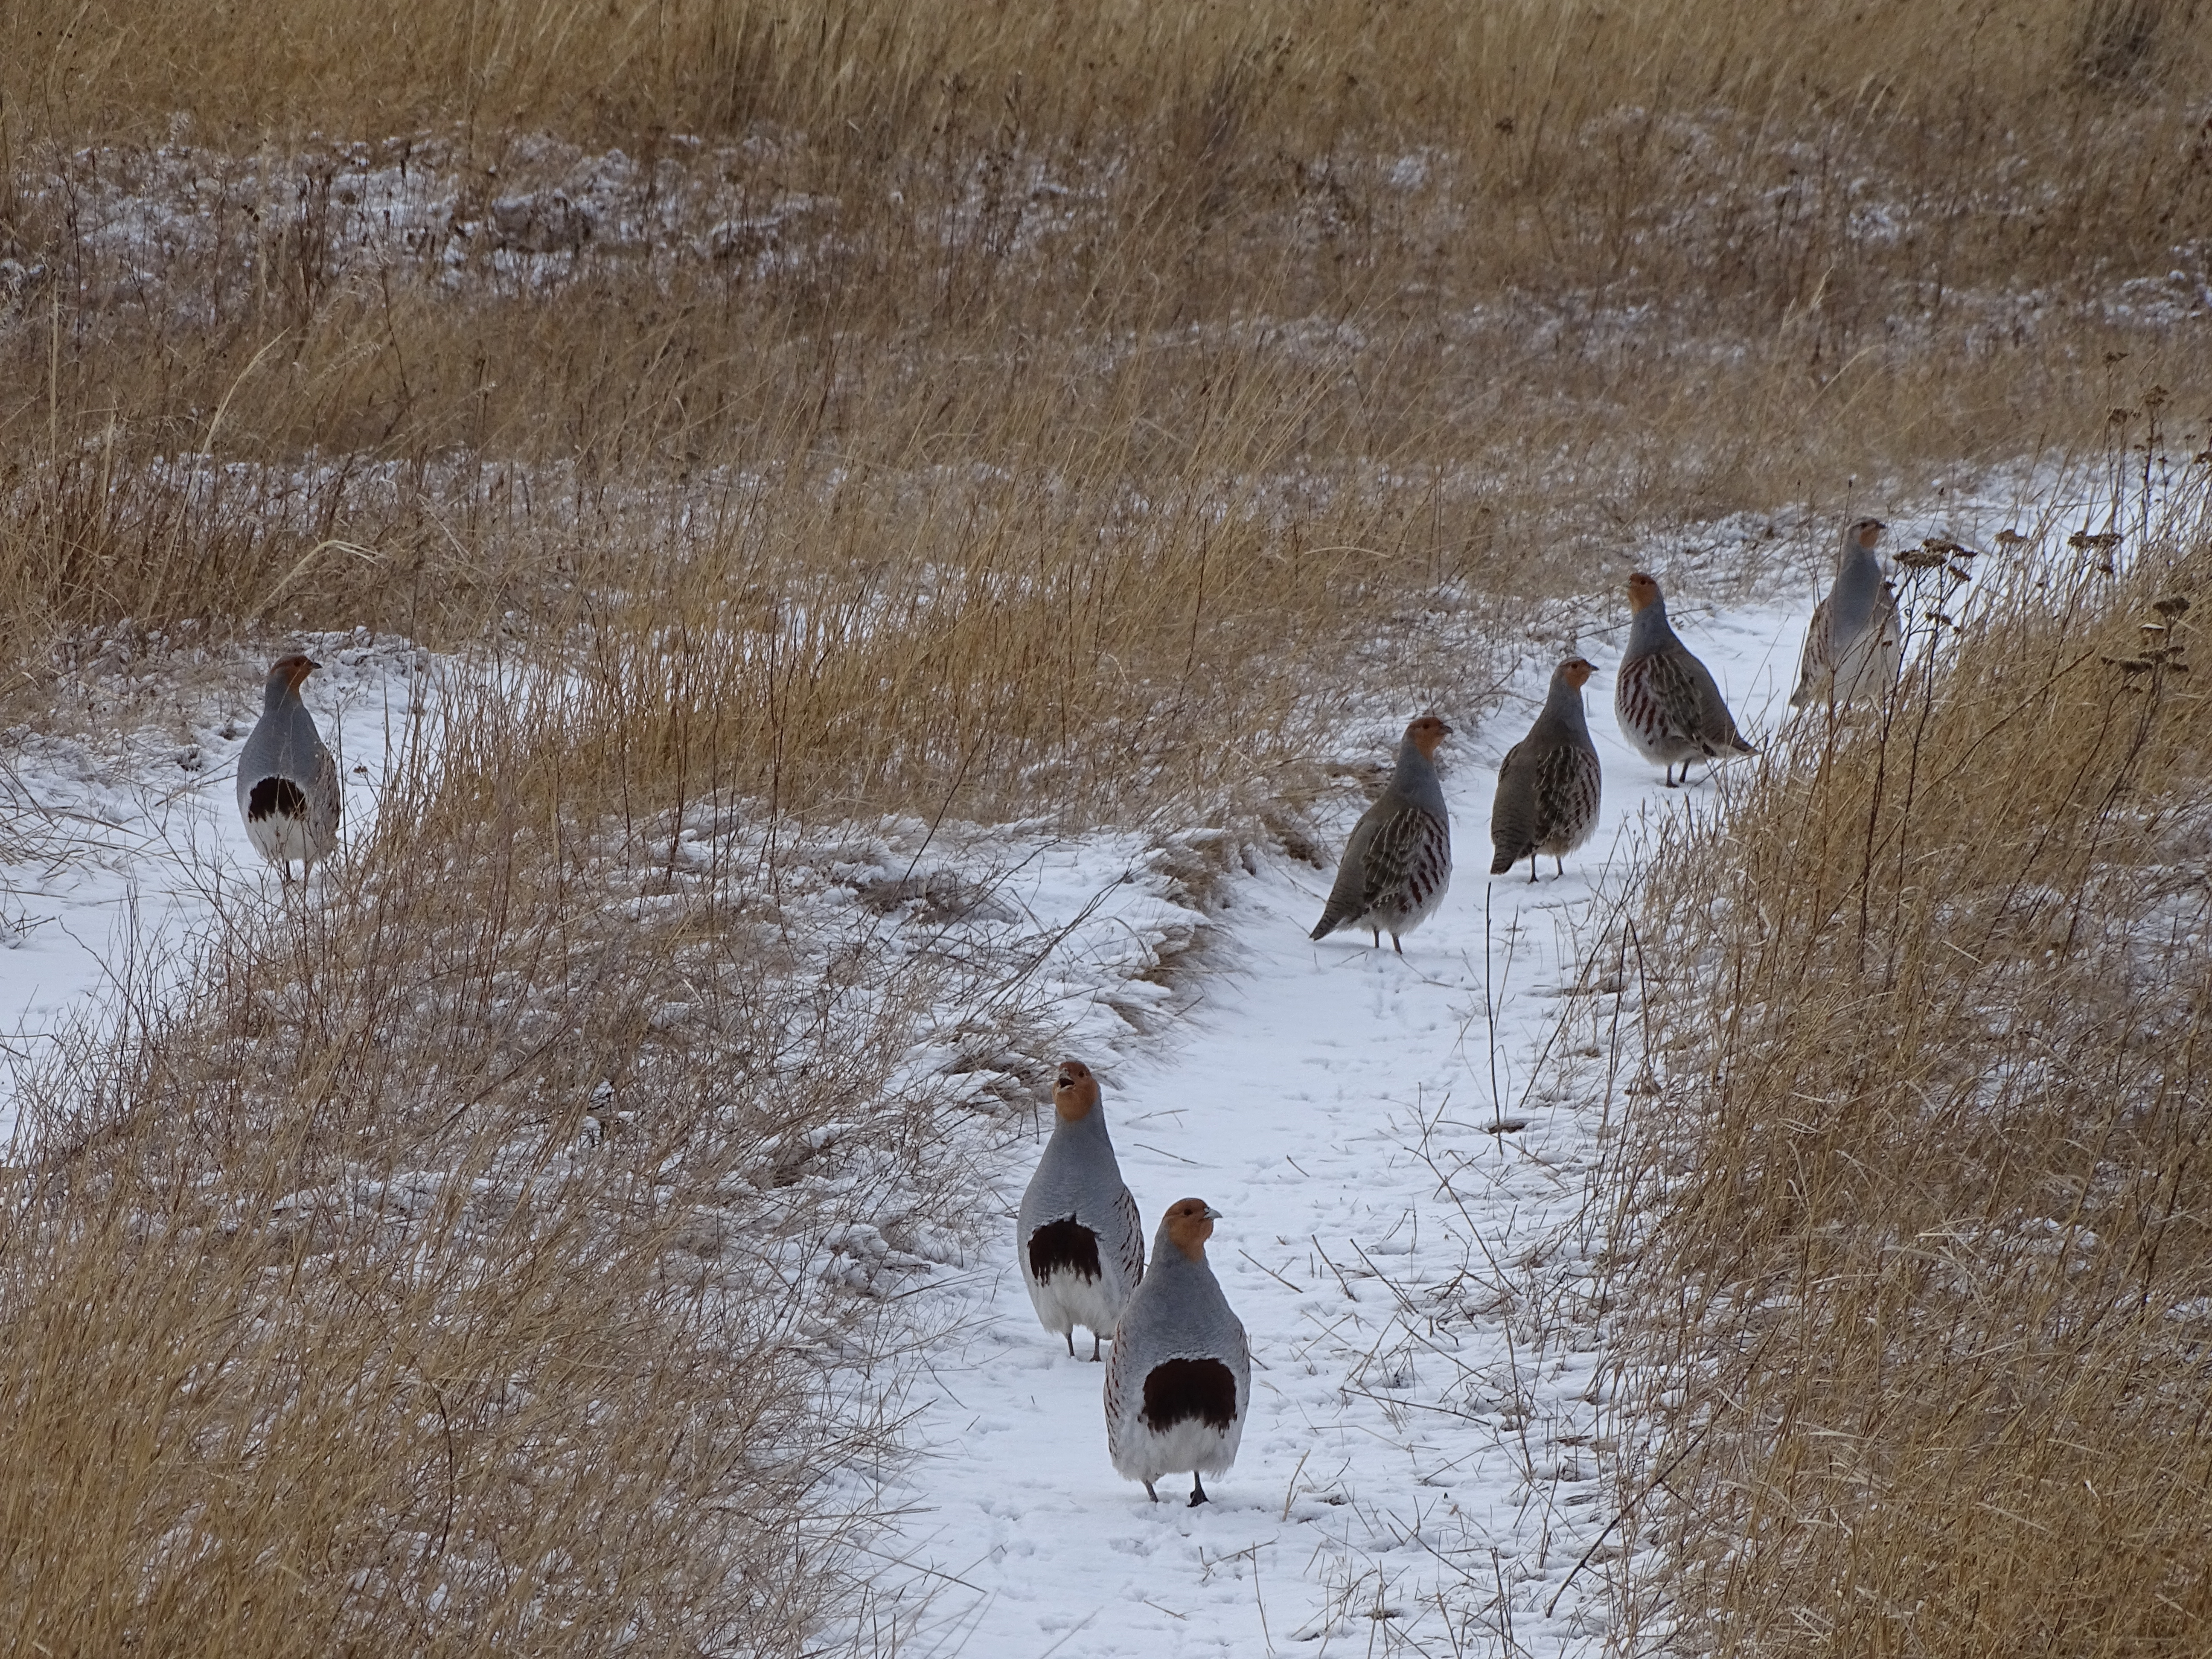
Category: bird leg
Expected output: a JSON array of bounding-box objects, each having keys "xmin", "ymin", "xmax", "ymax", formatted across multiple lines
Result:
[
  {"xmin": 1143, "ymin": 1480, "xmax": 1159, "ymax": 1502},
  {"xmin": 1368, "ymin": 927, "xmax": 1380, "ymax": 948},
  {"xmin": 1665, "ymin": 763, "xmax": 1680, "ymax": 788},
  {"xmin": 1090, "ymin": 1331, "xmax": 1103, "ymax": 1362},
  {"xmin": 1391, "ymin": 934, "xmax": 1403, "ymax": 956},
  {"xmin": 1064, "ymin": 1330, "xmax": 1075, "ymax": 1358},
  {"xmin": 1188, "ymin": 1473, "xmax": 1209, "ymax": 1507},
  {"xmin": 1525, "ymin": 855, "xmax": 1538, "ymax": 884}
]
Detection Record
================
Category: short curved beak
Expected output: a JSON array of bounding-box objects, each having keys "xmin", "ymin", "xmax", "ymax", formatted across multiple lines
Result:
[{"xmin": 1202, "ymin": 1205, "xmax": 1224, "ymax": 1221}]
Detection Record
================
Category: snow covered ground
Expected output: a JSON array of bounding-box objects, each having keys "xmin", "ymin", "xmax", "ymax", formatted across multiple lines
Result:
[
  {"xmin": 0, "ymin": 632, "xmax": 433, "ymax": 1149},
  {"xmin": 0, "ymin": 484, "xmax": 2147, "ymax": 1649},
  {"xmin": 847, "ymin": 579, "xmax": 1825, "ymax": 1659},
  {"xmin": 842, "ymin": 475, "xmax": 2172, "ymax": 1657}
]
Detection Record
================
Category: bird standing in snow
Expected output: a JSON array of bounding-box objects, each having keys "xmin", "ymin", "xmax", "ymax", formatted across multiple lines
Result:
[
  {"xmin": 1614, "ymin": 572, "xmax": 1757, "ymax": 787},
  {"xmin": 236, "ymin": 653, "xmax": 342, "ymax": 883},
  {"xmin": 1016, "ymin": 1059, "xmax": 1147, "ymax": 1361},
  {"xmin": 1790, "ymin": 517, "xmax": 1901, "ymax": 709},
  {"xmin": 1490, "ymin": 658, "xmax": 1602, "ymax": 882},
  {"xmin": 1308, "ymin": 715, "xmax": 1453, "ymax": 953},
  {"xmin": 1104, "ymin": 1198, "xmax": 1250, "ymax": 1506}
]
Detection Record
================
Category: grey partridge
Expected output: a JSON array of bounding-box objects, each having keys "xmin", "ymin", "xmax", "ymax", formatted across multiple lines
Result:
[
  {"xmin": 1490, "ymin": 658, "xmax": 1602, "ymax": 882},
  {"xmin": 236, "ymin": 653, "xmax": 342, "ymax": 882},
  {"xmin": 1614, "ymin": 572, "xmax": 1756, "ymax": 787},
  {"xmin": 1309, "ymin": 715, "xmax": 1452, "ymax": 953},
  {"xmin": 1016, "ymin": 1059, "xmax": 1147, "ymax": 1362},
  {"xmin": 1790, "ymin": 517, "xmax": 1901, "ymax": 709},
  {"xmin": 1103, "ymin": 1199, "xmax": 1250, "ymax": 1506}
]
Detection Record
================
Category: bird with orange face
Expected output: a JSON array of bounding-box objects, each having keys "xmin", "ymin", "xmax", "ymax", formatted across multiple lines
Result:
[
  {"xmin": 1016, "ymin": 1059, "xmax": 1147, "ymax": 1362},
  {"xmin": 1308, "ymin": 715, "xmax": 1453, "ymax": 953},
  {"xmin": 236, "ymin": 653, "xmax": 341, "ymax": 882},
  {"xmin": 1103, "ymin": 1198, "xmax": 1250, "ymax": 1506},
  {"xmin": 1614, "ymin": 572, "xmax": 1756, "ymax": 788},
  {"xmin": 1791, "ymin": 517, "xmax": 1901, "ymax": 709},
  {"xmin": 1490, "ymin": 658, "xmax": 1603, "ymax": 882}
]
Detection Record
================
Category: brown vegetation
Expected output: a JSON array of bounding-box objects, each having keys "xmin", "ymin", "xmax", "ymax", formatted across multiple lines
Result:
[
  {"xmin": 1, "ymin": 0, "xmax": 2210, "ymax": 1650},
  {"xmin": 1607, "ymin": 477, "xmax": 2212, "ymax": 1653}
]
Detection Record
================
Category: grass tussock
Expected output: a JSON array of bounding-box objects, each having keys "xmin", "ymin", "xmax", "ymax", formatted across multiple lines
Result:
[{"xmin": 1608, "ymin": 484, "xmax": 2212, "ymax": 1651}]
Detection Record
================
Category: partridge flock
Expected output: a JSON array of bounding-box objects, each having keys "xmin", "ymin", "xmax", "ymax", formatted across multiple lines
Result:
[
  {"xmin": 1018, "ymin": 1059, "xmax": 1252, "ymax": 1505},
  {"xmin": 1296, "ymin": 514, "xmax": 1899, "ymax": 914},
  {"xmin": 231, "ymin": 517, "xmax": 1901, "ymax": 1511}
]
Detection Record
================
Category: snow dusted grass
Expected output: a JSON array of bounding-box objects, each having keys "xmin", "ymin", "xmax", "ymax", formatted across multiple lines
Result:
[
  {"xmin": 1, "ymin": 3, "xmax": 2210, "ymax": 1648},
  {"xmin": 1606, "ymin": 481, "xmax": 2212, "ymax": 1653},
  {"xmin": 0, "ymin": 656, "xmax": 1249, "ymax": 1650}
]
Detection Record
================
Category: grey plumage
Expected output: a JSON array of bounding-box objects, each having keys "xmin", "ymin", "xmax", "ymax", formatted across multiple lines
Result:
[
  {"xmin": 1016, "ymin": 1059, "xmax": 1147, "ymax": 1361},
  {"xmin": 1309, "ymin": 715, "xmax": 1453, "ymax": 953},
  {"xmin": 1615, "ymin": 572, "xmax": 1756, "ymax": 787},
  {"xmin": 1790, "ymin": 517, "xmax": 1901, "ymax": 709},
  {"xmin": 1103, "ymin": 1199, "xmax": 1251, "ymax": 1506},
  {"xmin": 1490, "ymin": 658, "xmax": 1603, "ymax": 882},
  {"xmin": 236, "ymin": 653, "xmax": 341, "ymax": 882}
]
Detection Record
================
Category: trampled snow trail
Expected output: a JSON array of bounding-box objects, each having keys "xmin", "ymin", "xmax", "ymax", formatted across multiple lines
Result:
[{"xmin": 863, "ymin": 592, "xmax": 1813, "ymax": 1658}]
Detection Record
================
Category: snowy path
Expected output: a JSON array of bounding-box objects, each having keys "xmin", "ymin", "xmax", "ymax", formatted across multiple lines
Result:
[{"xmin": 864, "ymin": 593, "xmax": 1811, "ymax": 1658}]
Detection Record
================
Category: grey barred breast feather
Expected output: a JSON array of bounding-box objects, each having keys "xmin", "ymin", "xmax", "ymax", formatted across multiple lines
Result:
[
  {"xmin": 1490, "ymin": 658, "xmax": 1603, "ymax": 882},
  {"xmin": 1614, "ymin": 572, "xmax": 1757, "ymax": 788},
  {"xmin": 1309, "ymin": 714, "xmax": 1452, "ymax": 954}
]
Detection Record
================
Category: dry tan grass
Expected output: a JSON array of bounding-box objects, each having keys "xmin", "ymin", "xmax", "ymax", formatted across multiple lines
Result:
[
  {"xmin": 1605, "ymin": 465, "xmax": 2212, "ymax": 1653},
  {"xmin": 0, "ymin": 675, "xmax": 1052, "ymax": 1651},
  {"xmin": 15, "ymin": 0, "xmax": 2212, "ymax": 162},
  {"xmin": 3, "ymin": 2, "xmax": 2212, "ymax": 1649},
  {"xmin": 4, "ymin": 0, "xmax": 2212, "ymax": 742}
]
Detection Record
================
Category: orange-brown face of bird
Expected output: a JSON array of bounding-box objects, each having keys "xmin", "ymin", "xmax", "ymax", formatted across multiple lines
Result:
[
  {"xmin": 1164, "ymin": 1198, "xmax": 1220, "ymax": 1260},
  {"xmin": 1560, "ymin": 657, "xmax": 1595, "ymax": 690},
  {"xmin": 1406, "ymin": 714, "xmax": 1453, "ymax": 759},
  {"xmin": 1626, "ymin": 572, "xmax": 1662, "ymax": 611},
  {"xmin": 272, "ymin": 652, "xmax": 320, "ymax": 692},
  {"xmin": 1852, "ymin": 518, "xmax": 1886, "ymax": 551},
  {"xmin": 1053, "ymin": 1059, "xmax": 1100, "ymax": 1122}
]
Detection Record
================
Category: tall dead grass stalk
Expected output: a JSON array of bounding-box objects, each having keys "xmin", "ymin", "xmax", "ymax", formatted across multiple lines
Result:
[{"xmin": 1606, "ymin": 458, "xmax": 2212, "ymax": 1653}]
